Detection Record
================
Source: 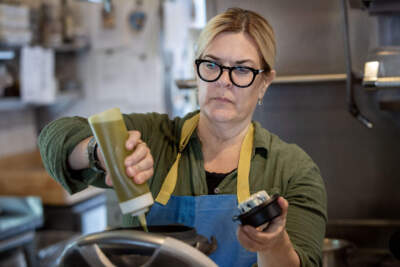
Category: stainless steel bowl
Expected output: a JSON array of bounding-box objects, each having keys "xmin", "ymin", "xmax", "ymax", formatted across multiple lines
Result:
[{"xmin": 323, "ymin": 238, "xmax": 355, "ymax": 267}]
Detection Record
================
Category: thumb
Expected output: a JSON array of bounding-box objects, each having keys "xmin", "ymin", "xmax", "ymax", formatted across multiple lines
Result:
[
  {"xmin": 277, "ymin": 196, "xmax": 289, "ymax": 215},
  {"xmin": 263, "ymin": 196, "xmax": 288, "ymax": 233}
]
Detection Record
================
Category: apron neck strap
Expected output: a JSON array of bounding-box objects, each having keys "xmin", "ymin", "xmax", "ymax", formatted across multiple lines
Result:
[
  {"xmin": 155, "ymin": 114, "xmax": 199, "ymax": 205},
  {"xmin": 155, "ymin": 113, "xmax": 253, "ymax": 205},
  {"xmin": 237, "ymin": 123, "xmax": 254, "ymax": 203},
  {"xmin": 179, "ymin": 114, "xmax": 200, "ymax": 152}
]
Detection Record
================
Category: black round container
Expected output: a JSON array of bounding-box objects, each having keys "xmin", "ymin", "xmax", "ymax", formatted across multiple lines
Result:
[{"xmin": 236, "ymin": 194, "xmax": 282, "ymax": 227}]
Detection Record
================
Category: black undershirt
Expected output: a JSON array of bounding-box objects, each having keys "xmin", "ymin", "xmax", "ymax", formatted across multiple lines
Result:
[{"xmin": 205, "ymin": 169, "xmax": 236, "ymax": 194}]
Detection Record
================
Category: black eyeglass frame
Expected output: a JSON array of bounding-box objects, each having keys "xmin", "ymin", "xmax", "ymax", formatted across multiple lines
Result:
[{"xmin": 195, "ymin": 59, "xmax": 269, "ymax": 88}]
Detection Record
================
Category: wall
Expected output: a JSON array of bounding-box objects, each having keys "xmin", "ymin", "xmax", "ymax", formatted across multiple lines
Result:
[
  {"xmin": 253, "ymin": 82, "xmax": 400, "ymax": 220},
  {"xmin": 213, "ymin": 0, "xmax": 377, "ymax": 76},
  {"xmin": 0, "ymin": 0, "xmax": 165, "ymax": 227},
  {"xmin": 50, "ymin": 0, "xmax": 165, "ymax": 117},
  {"xmin": 213, "ymin": 0, "xmax": 400, "ymax": 220},
  {"xmin": 0, "ymin": 0, "xmax": 165, "ymax": 158},
  {"xmin": 2, "ymin": 0, "xmax": 399, "ymax": 222}
]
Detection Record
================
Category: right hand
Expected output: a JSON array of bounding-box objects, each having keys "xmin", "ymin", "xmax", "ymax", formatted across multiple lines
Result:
[{"xmin": 98, "ymin": 130, "xmax": 154, "ymax": 186}]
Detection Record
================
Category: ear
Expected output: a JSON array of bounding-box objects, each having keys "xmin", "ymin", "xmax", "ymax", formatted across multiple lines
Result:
[{"xmin": 258, "ymin": 70, "xmax": 276, "ymax": 99}]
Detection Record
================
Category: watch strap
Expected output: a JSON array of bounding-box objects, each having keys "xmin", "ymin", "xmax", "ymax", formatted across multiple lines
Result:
[{"xmin": 87, "ymin": 137, "xmax": 105, "ymax": 173}]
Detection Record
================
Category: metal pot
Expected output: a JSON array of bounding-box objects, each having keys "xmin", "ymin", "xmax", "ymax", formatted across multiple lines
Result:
[
  {"xmin": 57, "ymin": 224, "xmax": 217, "ymax": 267},
  {"xmin": 107, "ymin": 224, "xmax": 217, "ymax": 256},
  {"xmin": 322, "ymin": 238, "xmax": 355, "ymax": 267}
]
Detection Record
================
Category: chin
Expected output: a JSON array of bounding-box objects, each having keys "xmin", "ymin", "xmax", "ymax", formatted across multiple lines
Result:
[{"xmin": 205, "ymin": 107, "xmax": 238, "ymax": 123}]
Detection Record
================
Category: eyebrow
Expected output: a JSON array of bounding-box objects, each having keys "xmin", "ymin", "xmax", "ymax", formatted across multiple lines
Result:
[{"xmin": 203, "ymin": 54, "xmax": 256, "ymax": 65}]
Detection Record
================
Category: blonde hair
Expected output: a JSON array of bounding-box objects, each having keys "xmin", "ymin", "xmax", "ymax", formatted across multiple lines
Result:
[{"xmin": 195, "ymin": 7, "xmax": 276, "ymax": 70}]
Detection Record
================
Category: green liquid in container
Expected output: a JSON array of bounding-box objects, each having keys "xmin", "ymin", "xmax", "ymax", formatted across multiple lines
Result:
[
  {"xmin": 138, "ymin": 213, "xmax": 148, "ymax": 232},
  {"xmin": 88, "ymin": 108, "xmax": 153, "ymax": 231}
]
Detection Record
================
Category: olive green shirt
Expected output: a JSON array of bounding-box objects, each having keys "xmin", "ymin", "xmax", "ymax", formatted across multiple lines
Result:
[{"xmin": 38, "ymin": 110, "xmax": 327, "ymax": 267}]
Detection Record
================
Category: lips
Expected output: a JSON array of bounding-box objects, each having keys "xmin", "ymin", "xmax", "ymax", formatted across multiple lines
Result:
[{"xmin": 212, "ymin": 97, "xmax": 233, "ymax": 103}]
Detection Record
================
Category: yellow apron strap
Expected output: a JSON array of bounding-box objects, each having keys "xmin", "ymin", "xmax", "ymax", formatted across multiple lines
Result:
[
  {"xmin": 155, "ymin": 114, "xmax": 200, "ymax": 205},
  {"xmin": 155, "ymin": 153, "xmax": 181, "ymax": 205},
  {"xmin": 237, "ymin": 123, "xmax": 254, "ymax": 204},
  {"xmin": 155, "ymin": 113, "xmax": 254, "ymax": 206}
]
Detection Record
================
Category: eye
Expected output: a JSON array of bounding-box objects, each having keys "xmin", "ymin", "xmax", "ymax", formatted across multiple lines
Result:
[
  {"xmin": 234, "ymin": 66, "xmax": 251, "ymax": 75},
  {"xmin": 205, "ymin": 62, "xmax": 218, "ymax": 70}
]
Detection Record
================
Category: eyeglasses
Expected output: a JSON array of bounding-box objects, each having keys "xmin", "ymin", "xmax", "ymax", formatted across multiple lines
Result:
[{"xmin": 195, "ymin": 59, "xmax": 267, "ymax": 88}]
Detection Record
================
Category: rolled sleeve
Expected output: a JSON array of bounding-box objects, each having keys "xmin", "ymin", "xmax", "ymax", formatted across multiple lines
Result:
[{"xmin": 38, "ymin": 116, "xmax": 108, "ymax": 194}]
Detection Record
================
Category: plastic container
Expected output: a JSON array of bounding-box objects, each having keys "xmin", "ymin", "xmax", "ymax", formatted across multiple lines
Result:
[
  {"xmin": 233, "ymin": 191, "xmax": 282, "ymax": 228},
  {"xmin": 88, "ymin": 108, "xmax": 154, "ymax": 221}
]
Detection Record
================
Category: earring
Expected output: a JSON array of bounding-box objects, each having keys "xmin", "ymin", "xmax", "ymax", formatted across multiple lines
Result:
[{"xmin": 258, "ymin": 97, "xmax": 263, "ymax": 106}]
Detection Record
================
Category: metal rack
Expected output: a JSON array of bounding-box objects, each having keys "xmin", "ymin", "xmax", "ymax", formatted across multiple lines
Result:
[
  {"xmin": 347, "ymin": 0, "xmax": 400, "ymax": 113},
  {"xmin": 341, "ymin": 0, "xmax": 374, "ymax": 128},
  {"xmin": 0, "ymin": 91, "xmax": 81, "ymax": 112},
  {"xmin": 0, "ymin": 42, "xmax": 87, "ymax": 135}
]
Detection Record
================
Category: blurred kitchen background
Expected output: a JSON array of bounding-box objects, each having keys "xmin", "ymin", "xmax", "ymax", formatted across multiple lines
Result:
[{"xmin": 0, "ymin": 0, "xmax": 400, "ymax": 266}]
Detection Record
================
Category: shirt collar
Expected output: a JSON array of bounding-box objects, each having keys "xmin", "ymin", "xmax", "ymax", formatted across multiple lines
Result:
[{"xmin": 252, "ymin": 121, "xmax": 270, "ymax": 158}]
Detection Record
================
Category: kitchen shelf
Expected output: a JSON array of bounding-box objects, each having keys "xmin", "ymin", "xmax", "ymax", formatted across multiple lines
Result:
[
  {"xmin": 0, "ymin": 39, "xmax": 90, "ymax": 53},
  {"xmin": 0, "ymin": 90, "xmax": 81, "ymax": 112},
  {"xmin": 49, "ymin": 40, "xmax": 90, "ymax": 53},
  {"xmin": 0, "ymin": 43, "xmax": 24, "ymax": 50},
  {"xmin": 0, "ymin": 50, "xmax": 15, "ymax": 60},
  {"xmin": 175, "ymin": 74, "xmax": 348, "ymax": 89},
  {"xmin": 0, "ymin": 97, "xmax": 27, "ymax": 111},
  {"xmin": 379, "ymin": 95, "xmax": 400, "ymax": 111}
]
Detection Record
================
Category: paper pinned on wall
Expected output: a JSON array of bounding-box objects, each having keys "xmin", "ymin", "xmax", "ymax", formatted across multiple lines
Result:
[
  {"xmin": 91, "ymin": 48, "xmax": 164, "ymax": 111},
  {"xmin": 92, "ymin": 48, "xmax": 132, "ymax": 101},
  {"xmin": 20, "ymin": 46, "xmax": 57, "ymax": 104}
]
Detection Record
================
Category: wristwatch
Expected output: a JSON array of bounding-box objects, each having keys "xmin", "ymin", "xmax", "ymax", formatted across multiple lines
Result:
[{"xmin": 87, "ymin": 137, "xmax": 105, "ymax": 173}]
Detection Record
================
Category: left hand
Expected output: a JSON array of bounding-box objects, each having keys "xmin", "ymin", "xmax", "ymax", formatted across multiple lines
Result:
[{"xmin": 237, "ymin": 196, "xmax": 289, "ymax": 252}]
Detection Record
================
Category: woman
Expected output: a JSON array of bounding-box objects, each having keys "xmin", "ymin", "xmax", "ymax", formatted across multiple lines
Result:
[{"xmin": 39, "ymin": 8, "xmax": 327, "ymax": 267}]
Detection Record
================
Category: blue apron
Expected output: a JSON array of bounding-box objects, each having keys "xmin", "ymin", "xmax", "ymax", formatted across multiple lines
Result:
[
  {"xmin": 148, "ymin": 113, "xmax": 257, "ymax": 267},
  {"xmin": 146, "ymin": 195, "xmax": 257, "ymax": 267}
]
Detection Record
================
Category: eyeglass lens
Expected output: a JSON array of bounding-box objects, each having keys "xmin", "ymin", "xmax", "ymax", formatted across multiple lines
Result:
[{"xmin": 198, "ymin": 61, "xmax": 255, "ymax": 87}]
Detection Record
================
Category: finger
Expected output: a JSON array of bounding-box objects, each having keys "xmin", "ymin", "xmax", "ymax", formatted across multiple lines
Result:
[
  {"xmin": 277, "ymin": 196, "xmax": 289, "ymax": 215},
  {"xmin": 237, "ymin": 226, "xmax": 264, "ymax": 252},
  {"xmin": 244, "ymin": 225, "xmax": 288, "ymax": 253},
  {"xmin": 133, "ymin": 168, "xmax": 154, "ymax": 184},
  {"xmin": 105, "ymin": 174, "xmax": 113, "ymax": 186},
  {"xmin": 125, "ymin": 131, "xmax": 141, "ymax": 150},
  {"xmin": 243, "ymin": 225, "xmax": 275, "ymax": 243},
  {"xmin": 237, "ymin": 226, "xmax": 257, "ymax": 251},
  {"xmin": 264, "ymin": 197, "xmax": 288, "ymax": 233},
  {"xmin": 125, "ymin": 142, "xmax": 149, "ymax": 167},
  {"xmin": 126, "ymin": 155, "xmax": 154, "ymax": 178},
  {"xmin": 242, "ymin": 226, "xmax": 268, "ymax": 247}
]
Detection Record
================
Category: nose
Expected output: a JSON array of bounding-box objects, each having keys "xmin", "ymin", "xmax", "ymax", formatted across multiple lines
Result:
[{"xmin": 217, "ymin": 68, "xmax": 232, "ymax": 88}]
